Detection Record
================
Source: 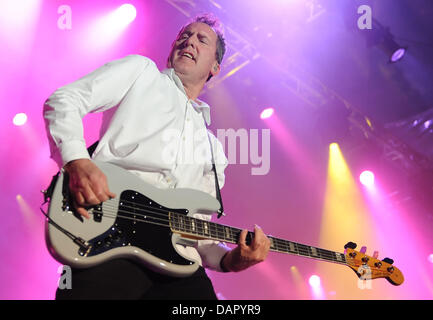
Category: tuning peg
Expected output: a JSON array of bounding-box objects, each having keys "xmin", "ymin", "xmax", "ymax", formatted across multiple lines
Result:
[
  {"xmin": 373, "ymin": 251, "xmax": 379, "ymax": 259},
  {"xmin": 382, "ymin": 257, "xmax": 394, "ymax": 265},
  {"xmin": 360, "ymin": 246, "xmax": 367, "ymax": 254},
  {"xmin": 344, "ymin": 242, "xmax": 357, "ymax": 250}
]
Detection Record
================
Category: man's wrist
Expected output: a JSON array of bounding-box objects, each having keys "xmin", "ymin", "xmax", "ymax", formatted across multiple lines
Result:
[{"xmin": 220, "ymin": 251, "xmax": 231, "ymax": 273}]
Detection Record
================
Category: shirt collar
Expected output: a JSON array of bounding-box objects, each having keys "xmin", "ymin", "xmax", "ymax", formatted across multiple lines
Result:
[{"xmin": 162, "ymin": 68, "xmax": 211, "ymax": 126}]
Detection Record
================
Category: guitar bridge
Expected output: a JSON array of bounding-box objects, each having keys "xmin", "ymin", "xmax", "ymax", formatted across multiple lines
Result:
[{"xmin": 75, "ymin": 238, "xmax": 92, "ymax": 257}]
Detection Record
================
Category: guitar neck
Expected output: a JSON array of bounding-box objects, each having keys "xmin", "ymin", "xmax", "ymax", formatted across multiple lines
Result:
[{"xmin": 169, "ymin": 213, "xmax": 347, "ymax": 265}]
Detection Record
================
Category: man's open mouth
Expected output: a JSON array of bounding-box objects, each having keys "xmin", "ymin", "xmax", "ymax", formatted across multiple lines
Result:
[{"xmin": 180, "ymin": 52, "xmax": 195, "ymax": 61}]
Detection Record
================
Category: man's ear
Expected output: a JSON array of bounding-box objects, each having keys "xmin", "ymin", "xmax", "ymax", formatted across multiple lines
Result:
[
  {"xmin": 167, "ymin": 40, "xmax": 176, "ymax": 68},
  {"xmin": 211, "ymin": 63, "xmax": 220, "ymax": 77},
  {"xmin": 206, "ymin": 63, "xmax": 221, "ymax": 82}
]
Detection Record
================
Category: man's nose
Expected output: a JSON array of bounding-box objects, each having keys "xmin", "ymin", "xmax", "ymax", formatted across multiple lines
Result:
[{"xmin": 183, "ymin": 35, "xmax": 197, "ymax": 48}]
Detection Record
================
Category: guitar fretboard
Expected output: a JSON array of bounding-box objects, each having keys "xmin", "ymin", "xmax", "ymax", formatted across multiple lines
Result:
[{"xmin": 169, "ymin": 212, "xmax": 347, "ymax": 265}]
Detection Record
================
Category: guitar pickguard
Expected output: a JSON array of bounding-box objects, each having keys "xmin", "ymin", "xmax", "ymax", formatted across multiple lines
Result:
[{"xmin": 81, "ymin": 190, "xmax": 193, "ymax": 266}]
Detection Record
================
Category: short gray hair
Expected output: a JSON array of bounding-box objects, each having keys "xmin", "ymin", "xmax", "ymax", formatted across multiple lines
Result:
[{"xmin": 178, "ymin": 13, "xmax": 226, "ymax": 65}]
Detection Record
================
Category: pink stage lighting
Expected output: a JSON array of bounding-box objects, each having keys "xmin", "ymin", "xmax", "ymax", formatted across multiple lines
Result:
[
  {"xmin": 428, "ymin": 254, "xmax": 433, "ymax": 264},
  {"xmin": 260, "ymin": 108, "xmax": 274, "ymax": 119},
  {"xmin": 308, "ymin": 275, "xmax": 321, "ymax": 288},
  {"xmin": 115, "ymin": 4, "xmax": 137, "ymax": 26},
  {"xmin": 13, "ymin": 113, "xmax": 27, "ymax": 126},
  {"xmin": 86, "ymin": 3, "xmax": 137, "ymax": 50},
  {"xmin": 360, "ymin": 170, "xmax": 375, "ymax": 187}
]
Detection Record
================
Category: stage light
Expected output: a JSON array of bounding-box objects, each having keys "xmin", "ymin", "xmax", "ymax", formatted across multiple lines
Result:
[
  {"xmin": 329, "ymin": 142, "xmax": 339, "ymax": 151},
  {"xmin": 86, "ymin": 3, "xmax": 137, "ymax": 49},
  {"xmin": 364, "ymin": 19, "xmax": 407, "ymax": 64},
  {"xmin": 390, "ymin": 47, "xmax": 406, "ymax": 63},
  {"xmin": 260, "ymin": 108, "xmax": 274, "ymax": 119},
  {"xmin": 308, "ymin": 275, "xmax": 321, "ymax": 288},
  {"xmin": 360, "ymin": 170, "xmax": 375, "ymax": 187},
  {"xmin": 115, "ymin": 4, "xmax": 137, "ymax": 26},
  {"xmin": 382, "ymin": 35, "xmax": 407, "ymax": 63},
  {"xmin": 13, "ymin": 113, "xmax": 27, "ymax": 126},
  {"xmin": 0, "ymin": 1, "xmax": 42, "ymax": 53},
  {"xmin": 428, "ymin": 254, "xmax": 433, "ymax": 264}
]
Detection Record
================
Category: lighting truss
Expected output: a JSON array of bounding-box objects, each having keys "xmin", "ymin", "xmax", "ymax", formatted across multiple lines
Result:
[{"xmin": 165, "ymin": 0, "xmax": 433, "ymax": 203}]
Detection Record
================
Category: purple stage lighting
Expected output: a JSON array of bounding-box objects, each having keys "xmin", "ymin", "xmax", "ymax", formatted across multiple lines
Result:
[
  {"xmin": 390, "ymin": 47, "xmax": 406, "ymax": 63},
  {"xmin": 260, "ymin": 108, "xmax": 274, "ymax": 119},
  {"xmin": 360, "ymin": 170, "xmax": 375, "ymax": 187}
]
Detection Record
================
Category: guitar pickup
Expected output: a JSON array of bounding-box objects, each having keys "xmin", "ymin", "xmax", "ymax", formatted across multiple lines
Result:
[
  {"xmin": 93, "ymin": 211, "xmax": 102, "ymax": 222},
  {"xmin": 89, "ymin": 204, "xmax": 103, "ymax": 222}
]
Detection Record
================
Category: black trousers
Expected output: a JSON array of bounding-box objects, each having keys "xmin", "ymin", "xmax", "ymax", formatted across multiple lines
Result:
[{"xmin": 55, "ymin": 259, "xmax": 218, "ymax": 300}]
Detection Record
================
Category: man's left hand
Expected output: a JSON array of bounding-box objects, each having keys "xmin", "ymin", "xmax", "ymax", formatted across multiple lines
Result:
[{"xmin": 221, "ymin": 225, "xmax": 271, "ymax": 272}]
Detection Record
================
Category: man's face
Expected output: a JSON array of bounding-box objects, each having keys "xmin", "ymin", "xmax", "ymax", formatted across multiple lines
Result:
[{"xmin": 168, "ymin": 22, "xmax": 220, "ymax": 83}]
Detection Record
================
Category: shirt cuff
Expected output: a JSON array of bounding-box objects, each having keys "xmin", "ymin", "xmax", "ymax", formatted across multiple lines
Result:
[
  {"xmin": 59, "ymin": 140, "xmax": 92, "ymax": 168},
  {"xmin": 194, "ymin": 240, "xmax": 231, "ymax": 272}
]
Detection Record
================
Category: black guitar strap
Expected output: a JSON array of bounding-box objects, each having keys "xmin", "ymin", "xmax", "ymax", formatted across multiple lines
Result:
[
  {"xmin": 86, "ymin": 138, "xmax": 225, "ymax": 219},
  {"xmin": 206, "ymin": 133, "xmax": 225, "ymax": 219},
  {"xmin": 87, "ymin": 141, "xmax": 99, "ymax": 158}
]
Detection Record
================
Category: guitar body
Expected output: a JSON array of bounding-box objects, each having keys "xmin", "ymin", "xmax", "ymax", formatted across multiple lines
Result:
[{"xmin": 45, "ymin": 161, "xmax": 221, "ymax": 277}]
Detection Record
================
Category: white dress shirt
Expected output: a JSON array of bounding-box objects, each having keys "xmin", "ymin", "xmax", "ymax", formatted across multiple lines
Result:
[{"xmin": 43, "ymin": 54, "xmax": 230, "ymax": 272}]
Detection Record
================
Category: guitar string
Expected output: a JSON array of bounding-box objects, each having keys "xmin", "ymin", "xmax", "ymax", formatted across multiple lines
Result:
[
  {"xmin": 77, "ymin": 198, "xmax": 392, "ymax": 269},
  {"xmin": 96, "ymin": 209, "xmax": 390, "ymax": 275},
  {"xmin": 102, "ymin": 200, "xmax": 342, "ymax": 259},
  {"xmin": 82, "ymin": 207, "xmax": 395, "ymax": 273},
  {"xmin": 84, "ymin": 198, "xmax": 345, "ymax": 263},
  {"xmin": 100, "ymin": 202, "xmax": 341, "ymax": 261},
  {"xmin": 91, "ymin": 206, "xmax": 238, "ymax": 244},
  {"xmin": 87, "ymin": 209, "xmax": 394, "ymax": 275},
  {"xmin": 83, "ymin": 210, "xmax": 390, "ymax": 274},
  {"xmin": 107, "ymin": 202, "xmax": 345, "ymax": 263},
  {"xmin": 93, "ymin": 210, "xmax": 384, "ymax": 273},
  {"xmin": 101, "ymin": 199, "xmax": 346, "ymax": 263},
  {"xmin": 102, "ymin": 200, "xmax": 245, "ymax": 242},
  {"xmin": 60, "ymin": 195, "xmax": 390, "ymax": 273},
  {"xmin": 102, "ymin": 202, "xmax": 235, "ymax": 241},
  {"xmin": 99, "ymin": 200, "xmax": 347, "ymax": 263},
  {"xmin": 86, "ymin": 204, "xmax": 345, "ymax": 264},
  {"xmin": 93, "ymin": 210, "xmax": 352, "ymax": 266},
  {"xmin": 92, "ymin": 204, "xmax": 231, "ymax": 240}
]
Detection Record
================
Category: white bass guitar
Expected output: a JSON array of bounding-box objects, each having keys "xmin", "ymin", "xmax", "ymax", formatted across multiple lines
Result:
[{"xmin": 43, "ymin": 161, "xmax": 404, "ymax": 285}]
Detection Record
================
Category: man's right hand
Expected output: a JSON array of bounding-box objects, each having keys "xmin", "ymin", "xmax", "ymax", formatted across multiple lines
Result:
[{"xmin": 63, "ymin": 159, "xmax": 116, "ymax": 219}]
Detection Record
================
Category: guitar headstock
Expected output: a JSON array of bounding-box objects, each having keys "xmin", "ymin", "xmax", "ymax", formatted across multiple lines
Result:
[{"xmin": 344, "ymin": 242, "xmax": 404, "ymax": 286}]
